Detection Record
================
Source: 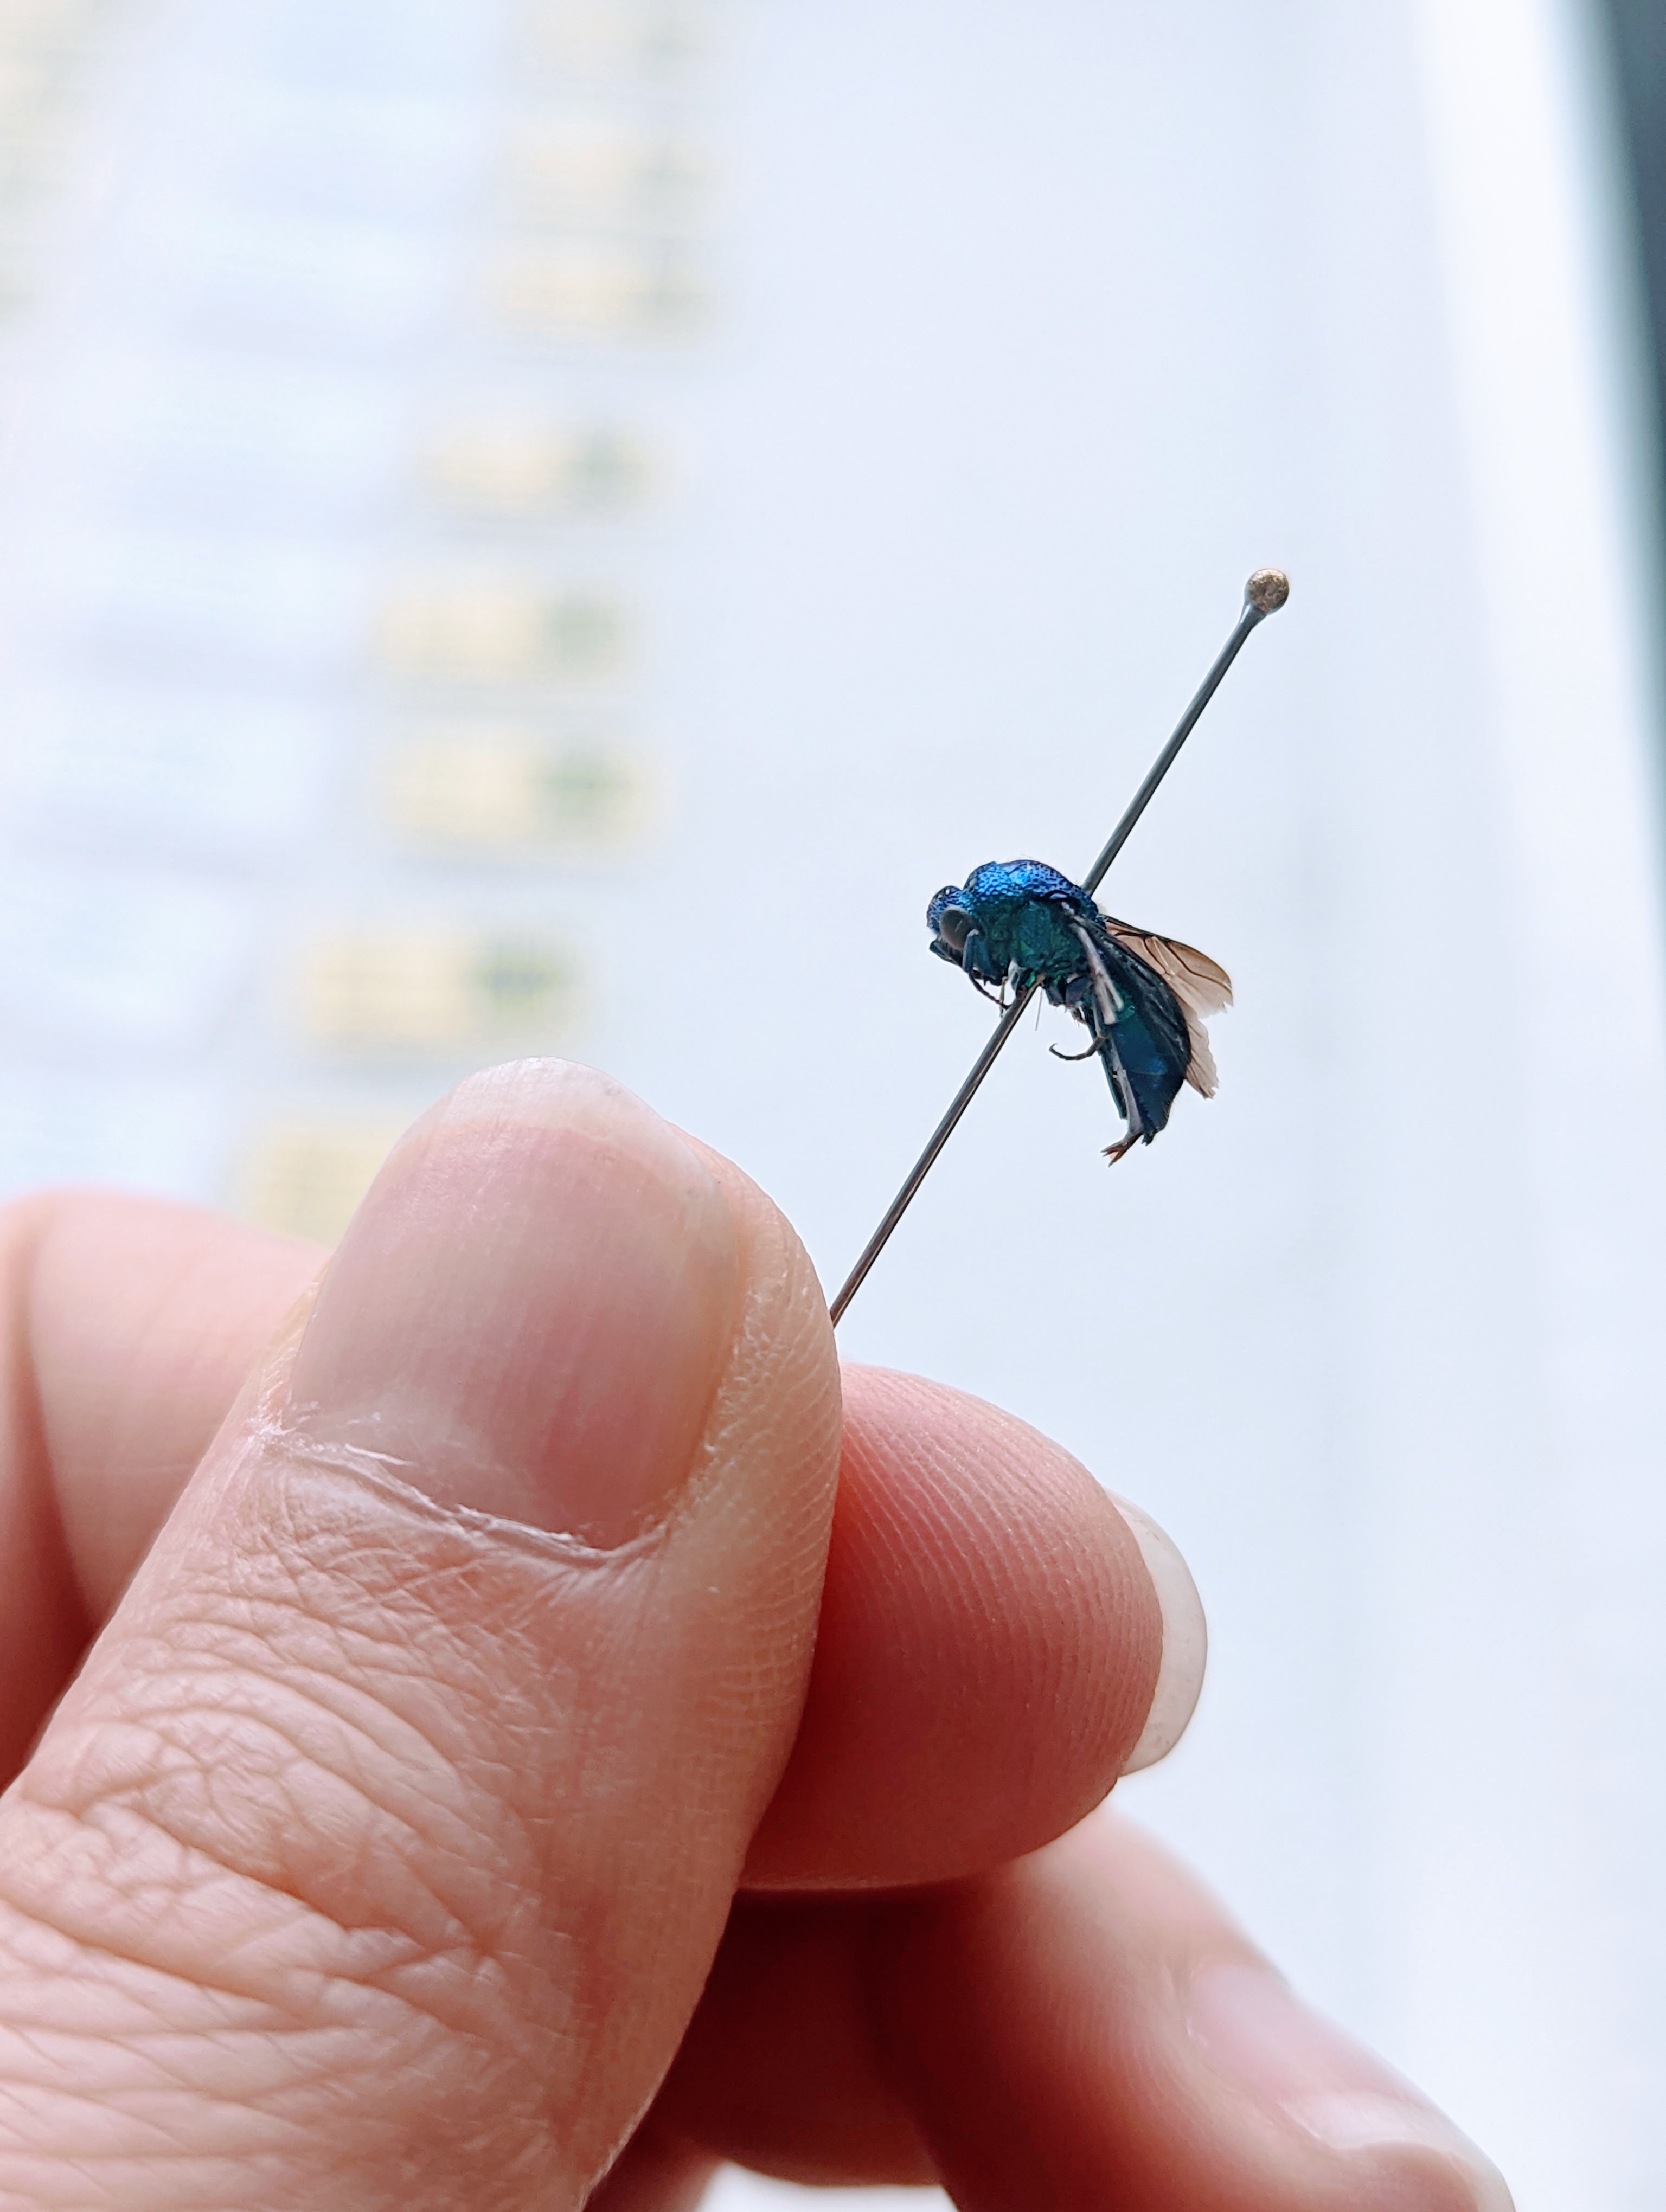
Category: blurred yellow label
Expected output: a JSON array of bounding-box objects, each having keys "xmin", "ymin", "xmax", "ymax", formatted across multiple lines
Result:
[
  {"xmin": 506, "ymin": 121, "xmax": 708, "ymax": 229},
  {"xmin": 298, "ymin": 929, "xmax": 584, "ymax": 1056},
  {"xmin": 0, "ymin": 121, "xmax": 61, "ymax": 204},
  {"xmin": 235, "ymin": 1117, "xmax": 407, "ymax": 1246},
  {"xmin": 418, "ymin": 423, "xmax": 652, "ymax": 518},
  {"xmin": 518, "ymin": 1, "xmax": 708, "ymax": 78},
  {"xmin": 491, "ymin": 240, "xmax": 706, "ymax": 339},
  {"xmin": 0, "ymin": 0, "xmax": 104, "ymax": 46},
  {"xmin": 375, "ymin": 582, "xmax": 630, "ymax": 684},
  {"xmin": 383, "ymin": 727, "xmax": 651, "ymax": 854},
  {"xmin": 0, "ymin": 57, "xmax": 61, "ymax": 126}
]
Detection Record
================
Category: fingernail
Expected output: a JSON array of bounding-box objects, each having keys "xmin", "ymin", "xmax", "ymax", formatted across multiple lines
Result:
[
  {"xmin": 1188, "ymin": 1963, "xmax": 1514, "ymax": 2210},
  {"xmin": 286, "ymin": 1059, "xmax": 740, "ymax": 1547},
  {"xmin": 1110, "ymin": 1496, "xmax": 1207, "ymax": 1773}
]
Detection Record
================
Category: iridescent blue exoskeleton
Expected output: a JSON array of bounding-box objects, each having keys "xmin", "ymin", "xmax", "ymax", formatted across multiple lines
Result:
[{"xmin": 927, "ymin": 858, "xmax": 1231, "ymax": 1161}]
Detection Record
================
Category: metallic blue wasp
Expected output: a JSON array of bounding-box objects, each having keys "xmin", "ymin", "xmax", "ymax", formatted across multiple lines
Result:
[
  {"xmin": 829, "ymin": 570, "xmax": 1285, "ymax": 1323},
  {"xmin": 926, "ymin": 858, "xmax": 1231, "ymax": 1161}
]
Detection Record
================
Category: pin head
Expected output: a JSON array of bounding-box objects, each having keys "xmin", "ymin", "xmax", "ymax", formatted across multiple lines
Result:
[{"xmin": 1245, "ymin": 568, "xmax": 1290, "ymax": 614}]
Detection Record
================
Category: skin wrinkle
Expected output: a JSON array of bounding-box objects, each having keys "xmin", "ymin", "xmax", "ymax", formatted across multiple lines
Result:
[
  {"xmin": 0, "ymin": 2079, "xmax": 516, "ymax": 2212},
  {"xmin": 0, "ymin": 1988, "xmax": 440, "ymax": 2143},
  {"xmin": 17, "ymin": 1578, "xmax": 643, "ymax": 2070},
  {"xmin": 0, "ymin": 1795, "xmax": 509, "ymax": 2048},
  {"xmin": 0, "ymin": 1814, "xmax": 580, "ymax": 2207},
  {"xmin": 92, "ymin": 1712, "xmax": 490, "ymax": 1989},
  {"xmin": 0, "ymin": 2029, "xmax": 408, "ymax": 2155},
  {"xmin": 127, "ymin": 1540, "xmax": 558, "ymax": 1803},
  {"xmin": 14, "ymin": 1581, "xmax": 536, "ymax": 1977},
  {"xmin": 56, "ymin": 1609, "xmax": 476, "ymax": 1831},
  {"xmin": 0, "ymin": 1888, "xmax": 300, "ymax": 2035},
  {"xmin": 0, "ymin": 2012, "xmax": 380, "ymax": 2143},
  {"xmin": 0, "ymin": 2010, "xmax": 464, "ymax": 2211}
]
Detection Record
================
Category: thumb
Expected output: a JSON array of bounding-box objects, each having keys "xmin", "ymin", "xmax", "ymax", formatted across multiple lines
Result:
[{"xmin": 0, "ymin": 1061, "xmax": 840, "ymax": 2209}]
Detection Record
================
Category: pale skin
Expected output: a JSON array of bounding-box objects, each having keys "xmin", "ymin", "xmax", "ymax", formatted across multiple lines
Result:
[{"xmin": 0, "ymin": 1060, "xmax": 1510, "ymax": 2210}]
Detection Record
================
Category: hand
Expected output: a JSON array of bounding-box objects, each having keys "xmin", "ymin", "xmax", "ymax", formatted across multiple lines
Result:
[{"xmin": 0, "ymin": 1059, "xmax": 1509, "ymax": 2209}]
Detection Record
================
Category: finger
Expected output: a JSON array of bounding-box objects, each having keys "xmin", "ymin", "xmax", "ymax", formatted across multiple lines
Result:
[
  {"xmin": 23, "ymin": 1193, "xmax": 324, "ymax": 1619},
  {"xmin": 0, "ymin": 1060, "xmax": 841, "ymax": 2208},
  {"xmin": 874, "ymin": 1810, "xmax": 1513, "ymax": 2211},
  {"xmin": 0, "ymin": 1195, "xmax": 325, "ymax": 1779},
  {"xmin": 652, "ymin": 1892, "xmax": 938, "ymax": 2188},
  {"xmin": 745, "ymin": 1367, "xmax": 1195, "ymax": 1888},
  {"xmin": 5, "ymin": 1198, "xmax": 1203, "ymax": 1887},
  {"xmin": 650, "ymin": 1816, "xmax": 1509, "ymax": 2208}
]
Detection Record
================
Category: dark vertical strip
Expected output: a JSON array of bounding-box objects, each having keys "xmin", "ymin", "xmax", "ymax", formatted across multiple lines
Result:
[{"xmin": 1598, "ymin": 3, "xmax": 1666, "ymax": 526}]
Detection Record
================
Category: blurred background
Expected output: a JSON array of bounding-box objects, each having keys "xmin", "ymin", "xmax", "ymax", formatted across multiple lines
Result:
[{"xmin": 2, "ymin": 2, "xmax": 1665, "ymax": 2205}]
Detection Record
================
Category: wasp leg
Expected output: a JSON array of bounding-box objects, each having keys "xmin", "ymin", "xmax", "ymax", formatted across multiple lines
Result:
[
  {"xmin": 1096, "ymin": 1036, "xmax": 1145, "ymax": 1161},
  {"xmin": 959, "ymin": 929, "xmax": 1007, "ymax": 1005}
]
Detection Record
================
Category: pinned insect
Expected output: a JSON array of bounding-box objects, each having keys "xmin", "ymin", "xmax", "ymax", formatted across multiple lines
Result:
[
  {"xmin": 925, "ymin": 858, "xmax": 1230, "ymax": 1161},
  {"xmin": 829, "ymin": 567, "xmax": 1288, "ymax": 1326}
]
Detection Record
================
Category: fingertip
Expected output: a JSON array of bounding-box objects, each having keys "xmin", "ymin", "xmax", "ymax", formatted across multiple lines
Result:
[
  {"xmin": 1186, "ymin": 1963, "xmax": 1514, "ymax": 2211},
  {"xmin": 745, "ymin": 1368, "xmax": 1165, "ymax": 1888}
]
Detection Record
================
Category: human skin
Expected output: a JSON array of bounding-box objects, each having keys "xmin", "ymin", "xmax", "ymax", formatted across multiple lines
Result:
[{"xmin": 0, "ymin": 1059, "xmax": 1510, "ymax": 2210}]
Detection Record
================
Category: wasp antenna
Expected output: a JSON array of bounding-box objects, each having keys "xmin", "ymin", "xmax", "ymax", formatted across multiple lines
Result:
[{"xmin": 829, "ymin": 569, "xmax": 1289, "ymax": 1326}]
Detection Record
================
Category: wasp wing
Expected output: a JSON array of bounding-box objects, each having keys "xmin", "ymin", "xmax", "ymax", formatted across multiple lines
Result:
[
  {"xmin": 1067, "ymin": 917, "xmax": 1201, "ymax": 1144},
  {"xmin": 1177, "ymin": 1018, "xmax": 1218, "ymax": 1097},
  {"xmin": 1098, "ymin": 921, "xmax": 1232, "ymax": 1014},
  {"xmin": 1098, "ymin": 920, "xmax": 1231, "ymax": 1097}
]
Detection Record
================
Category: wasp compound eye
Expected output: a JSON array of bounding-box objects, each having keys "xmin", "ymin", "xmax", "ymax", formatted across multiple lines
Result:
[{"xmin": 934, "ymin": 904, "xmax": 974, "ymax": 953}]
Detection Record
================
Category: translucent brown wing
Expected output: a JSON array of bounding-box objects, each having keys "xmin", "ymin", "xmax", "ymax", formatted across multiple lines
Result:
[
  {"xmin": 1099, "ymin": 920, "xmax": 1233, "ymax": 1016},
  {"xmin": 1177, "ymin": 1018, "xmax": 1218, "ymax": 1097},
  {"xmin": 1099, "ymin": 919, "xmax": 1231, "ymax": 1097}
]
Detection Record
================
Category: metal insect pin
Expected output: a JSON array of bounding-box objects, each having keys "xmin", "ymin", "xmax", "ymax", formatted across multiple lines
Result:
[{"xmin": 829, "ymin": 567, "xmax": 1290, "ymax": 1328}]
